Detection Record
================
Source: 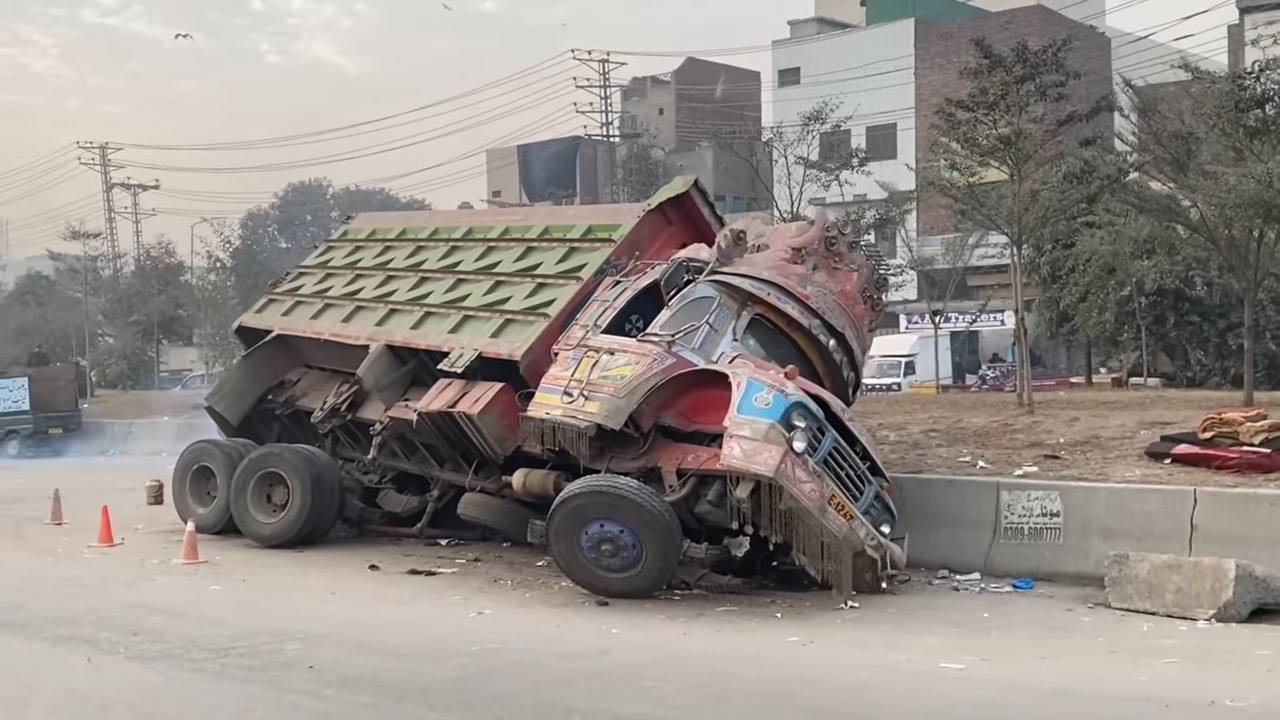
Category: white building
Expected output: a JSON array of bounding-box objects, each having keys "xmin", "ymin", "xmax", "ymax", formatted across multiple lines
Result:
[{"xmin": 772, "ymin": 17, "xmax": 918, "ymax": 303}]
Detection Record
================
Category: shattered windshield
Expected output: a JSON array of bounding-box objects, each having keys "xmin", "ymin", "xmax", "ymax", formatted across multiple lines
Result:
[{"xmin": 865, "ymin": 359, "xmax": 904, "ymax": 380}]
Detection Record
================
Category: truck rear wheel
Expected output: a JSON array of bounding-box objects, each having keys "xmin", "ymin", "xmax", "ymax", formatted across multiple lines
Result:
[
  {"xmin": 1, "ymin": 433, "xmax": 23, "ymax": 460},
  {"xmin": 172, "ymin": 439, "xmax": 247, "ymax": 535},
  {"xmin": 229, "ymin": 444, "xmax": 324, "ymax": 548},
  {"xmin": 457, "ymin": 492, "xmax": 539, "ymax": 543},
  {"xmin": 290, "ymin": 445, "xmax": 343, "ymax": 543},
  {"xmin": 546, "ymin": 474, "xmax": 683, "ymax": 599}
]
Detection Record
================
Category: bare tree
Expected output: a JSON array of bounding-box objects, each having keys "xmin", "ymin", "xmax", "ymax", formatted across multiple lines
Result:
[
  {"xmin": 719, "ymin": 98, "xmax": 871, "ymax": 223},
  {"xmin": 896, "ymin": 231, "xmax": 996, "ymax": 393}
]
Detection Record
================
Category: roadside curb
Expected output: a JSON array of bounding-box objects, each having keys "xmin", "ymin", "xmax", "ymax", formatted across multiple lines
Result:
[{"xmin": 890, "ymin": 473, "xmax": 1280, "ymax": 582}]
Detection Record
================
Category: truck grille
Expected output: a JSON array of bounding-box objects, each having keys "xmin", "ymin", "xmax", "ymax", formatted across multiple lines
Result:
[{"xmin": 803, "ymin": 421, "xmax": 879, "ymax": 513}]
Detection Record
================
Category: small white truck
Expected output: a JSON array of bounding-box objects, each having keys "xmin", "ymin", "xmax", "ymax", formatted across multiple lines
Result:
[{"xmin": 860, "ymin": 333, "xmax": 952, "ymax": 395}]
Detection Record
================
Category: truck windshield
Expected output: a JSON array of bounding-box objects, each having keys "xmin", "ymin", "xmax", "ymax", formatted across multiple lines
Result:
[{"xmin": 865, "ymin": 358, "xmax": 903, "ymax": 380}]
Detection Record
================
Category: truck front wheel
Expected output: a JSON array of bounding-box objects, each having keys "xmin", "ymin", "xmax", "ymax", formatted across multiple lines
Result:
[
  {"xmin": 546, "ymin": 474, "xmax": 683, "ymax": 599},
  {"xmin": 229, "ymin": 444, "xmax": 326, "ymax": 548}
]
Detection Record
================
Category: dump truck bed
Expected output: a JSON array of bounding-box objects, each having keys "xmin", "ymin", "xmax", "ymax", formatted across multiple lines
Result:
[{"xmin": 234, "ymin": 177, "xmax": 721, "ymax": 386}]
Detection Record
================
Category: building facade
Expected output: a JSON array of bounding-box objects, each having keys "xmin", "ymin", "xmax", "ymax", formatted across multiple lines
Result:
[
  {"xmin": 484, "ymin": 136, "xmax": 612, "ymax": 206},
  {"xmin": 771, "ymin": 0, "xmax": 1225, "ymax": 371},
  {"xmin": 620, "ymin": 57, "xmax": 772, "ymax": 214}
]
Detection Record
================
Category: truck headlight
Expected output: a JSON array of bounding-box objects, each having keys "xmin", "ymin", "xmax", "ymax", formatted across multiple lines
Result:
[
  {"xmin": 789, "ymin": 429, "xmax": 810, "ymax": 453},
  {"xmin": 787, "ymin": 408, "xmax": 810, "ymax": 429}
]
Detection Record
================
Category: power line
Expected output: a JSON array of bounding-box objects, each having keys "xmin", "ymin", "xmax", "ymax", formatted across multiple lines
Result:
[{"xmin": 114, "ymin": 53, "xmax": 574, "ymax": 152}]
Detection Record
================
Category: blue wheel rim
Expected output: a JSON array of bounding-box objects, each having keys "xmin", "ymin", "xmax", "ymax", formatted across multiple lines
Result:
[{"xmin": 578, "ymin": 518, "xmax": 645, "ymax": 576}]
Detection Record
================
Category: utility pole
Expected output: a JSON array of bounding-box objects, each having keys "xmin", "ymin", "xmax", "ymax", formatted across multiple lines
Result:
[
  {"xmin": 76, "ymin": 142, "xmax": 125, "ymax": 277},
  {"xmin": 0, "ymin": 217, "xmax": 9, "ymax": 283},
  {"xmin": 112, "ymin": 178, "xmax": 160, "ymax": 260},
  {"xmin": 572, "ymin": 49, "xmax": 629, "ymax": 203}
]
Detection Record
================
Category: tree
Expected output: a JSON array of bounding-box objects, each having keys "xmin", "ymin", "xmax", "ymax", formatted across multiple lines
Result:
[
  {"xmin": 616, "ymin": 140, "xmax": 666, "ymax": 202},
  {"xmin": 896, "ymin": 230, "xmax": 995, "ymax": 393},
  {"xmin": 0, "ymin": 270, "xmax": 82, "ymax": 367},
  {"xmin": 719, "ymin": 98, "xmax": 873, "ymax": 223},
  {"xmin": 229, "ymin": 178, "xmax": 429, "ymax": 307},
  {"xmin": 925, "ymin": 36, "xmax": 1118, "ymax": 413},
  {"xmin": 1123, "ymin": 57, "xmax": 1280, "ymax": 405},
  {"xmin": 191, "ymin": 220, "xmax": 249, "ymax": 374}
]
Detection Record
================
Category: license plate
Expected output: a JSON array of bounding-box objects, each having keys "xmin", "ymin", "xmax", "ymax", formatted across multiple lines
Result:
[
  {"xmin": 826, "ymin": 491, "xmax": 857, "ymax": 525},
  {"xmin": 47, "ymin": 428, "xmax": 62, "ymax": 435}
]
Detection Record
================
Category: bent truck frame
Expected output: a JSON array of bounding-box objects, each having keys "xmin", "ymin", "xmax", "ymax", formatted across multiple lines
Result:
[{"xmin": 178, "ymin": 177, "xmax": 905, "ymax": 597}]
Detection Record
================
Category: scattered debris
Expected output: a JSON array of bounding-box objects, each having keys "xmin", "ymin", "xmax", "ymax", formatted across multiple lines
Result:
[
  {"xmin": 785, "ymin": 637, "xmax": 800, "ymax": 642},
  {"xmin": 436, "ymin": 538, "xmax": 465, "ymax": 547},
  {"xmin": 986, "ymin": 584, "xmax": 1013, "ymax": 593},
  {"xmin": 366, "ymin": 563, "xmax": 381, "ymax": 573},
  {"xmin": 469, "ymin": 610, "xmax": 490, "ymax": 618},
  {"xmin": 535, "ymin": 559, "xmax": 549, "ymax": 567},
  {"xmin": 715, "ymin": 606, "xmax": 738, "ymax": 612},
  {"xmin": 976, "ymin": 460, "xmax": 991, "ymax": 469},
  {"xmin": 954, "ymin": 572, "xmax": 982, "ymax": 583},
  {"xmin": 938, "ymin": 663, "xmax": 967, "ymax": 670},
  {"xmin": 837, "ymin": 600, "xmax": 860, "ymax": 610},
  {"xmin": 594, "ymin": 598, "xmax": 610, "ymax": 607},
  {"xmin": 1161, "ymin": 658, "xmax": 1180, "ymax": 664},
  {"xmin": 1012, "ymin": 578, "xmax": 1035, "ymax": 592},
  {"xmin": 405, "ymin": 567, "xmax": 458, "ymax": 576}
]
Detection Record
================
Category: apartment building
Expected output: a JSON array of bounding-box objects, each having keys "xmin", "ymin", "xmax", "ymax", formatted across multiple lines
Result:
[
  {"xmin": 619, "ymin": 57, "xmax": 772, "ymax": 214},
  {"xmin": 772, "ymin": 0, "xmax": 1225, "ymax": 367}
]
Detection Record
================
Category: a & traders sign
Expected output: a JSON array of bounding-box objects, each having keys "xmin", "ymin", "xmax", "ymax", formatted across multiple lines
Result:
[{"xmin": 900, "ymin": 309, "xmax": 1014, "ymax": 331}]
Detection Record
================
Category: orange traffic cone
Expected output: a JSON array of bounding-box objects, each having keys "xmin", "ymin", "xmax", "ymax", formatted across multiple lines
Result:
[
  {"xmin": 174, "ymin": 519, "xmax": 206, "ymax": 565},
  {"xmin": 43, "ymin": 488, "xmax": 66, "ymax": 526},
  {"xmin": 87, "ymin": 505, "xmax": 123, "ymax": 548}
]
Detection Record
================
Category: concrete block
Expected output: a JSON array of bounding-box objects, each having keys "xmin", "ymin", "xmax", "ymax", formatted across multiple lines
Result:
[
  {"xmin": 888, "ymin": 474, "xmax": 999, "ymax": 574},
  {"xmin": 1192, "ymin": 488, "xmax": 1280, "ymax": 569},
  {"xmin": 983, "ymin": 480, "xmax": 1195, "ymax": 581},
  {"xmin": 1105, "ymin": 551, "xmax": 1280, "ymax": 623}
]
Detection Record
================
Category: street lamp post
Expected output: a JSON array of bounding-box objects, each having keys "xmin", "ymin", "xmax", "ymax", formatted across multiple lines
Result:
[{"xmin": 189, "ymin": 217, "xmax": 212, "ymax": 278}]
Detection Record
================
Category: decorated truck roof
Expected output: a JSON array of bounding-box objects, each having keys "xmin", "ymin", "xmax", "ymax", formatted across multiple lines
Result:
[{"xmin": 233, "ymin": 176, "xmax": 723, "ymax": 385}]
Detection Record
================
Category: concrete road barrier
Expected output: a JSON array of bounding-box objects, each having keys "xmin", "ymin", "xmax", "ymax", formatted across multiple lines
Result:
[
  {"xmin": 1191, "ymin": 488, "xmax": 1280, "ymax": 570},
  {"xmin": 891, "ymin": 474, "xmax": 1218, "ymax": 583}
]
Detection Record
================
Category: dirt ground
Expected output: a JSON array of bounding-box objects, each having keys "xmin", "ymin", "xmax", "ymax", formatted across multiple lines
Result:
[
  {"xmin": 85, "ymin": 387, "xmax": 1280, "ymax": 487},
  {"xmin": 83, "ymin": 390, "xmax": 208, "ymax": 421},
  {"xmin": 856, "ymin": 388, "xmax": 1280, "ymax": 488}
]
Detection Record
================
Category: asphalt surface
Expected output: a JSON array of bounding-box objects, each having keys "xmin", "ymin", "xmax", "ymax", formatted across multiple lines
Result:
[{"xmin": 2, "ymin": 456, "xmax": 1278, "ymax": 719}]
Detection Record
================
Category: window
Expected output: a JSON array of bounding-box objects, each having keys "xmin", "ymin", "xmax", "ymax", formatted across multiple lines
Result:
[
  {"xmin": 490, "ymin": 189, "xmax": 502, "ymax": 199},
  {"xmin": 657, "ymin": 296, "xmax": 717, "ymax": 335},
  {"xmin": 865, "ymin": 122, "xmax": 898, "ymax": 162},
  {"xmin": 739, "ymin": 315, "xmax": 821, "ymax": 385},
  {"xmin": 903, "ymin": 360, "xmax": 917, "ymax": 377},
  {"xmin": 819, "ymin": 128, "xmax": 852, "ymax": 163},
  {"xmin": 657, "ymin": 107, "xmax": 665, "ymax": 116},
  {"xmin": 777, "ymin": 66, "xmax": 801, "ymax": 87},
  {"xmin": 873, "ymin": 226, "xmax": 897, "ymax": 259}
]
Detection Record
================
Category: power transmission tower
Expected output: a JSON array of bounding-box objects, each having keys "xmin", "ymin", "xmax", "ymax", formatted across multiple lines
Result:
[
  {"xmin": 112, "ymin": 178, "xmax": 161, "ymax": 259},
  {"xmin": 77, "ymin": 142, "xmax": 125, "ymax": 277},
  {"xmin": 573, "ymin": 49, "xmax": 629, "ymax": 203}
]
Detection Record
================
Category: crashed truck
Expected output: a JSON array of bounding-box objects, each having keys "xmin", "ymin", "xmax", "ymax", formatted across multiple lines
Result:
[{"xmin": 174, "ymin": 177, "xmax": 905, "ymax": 598}]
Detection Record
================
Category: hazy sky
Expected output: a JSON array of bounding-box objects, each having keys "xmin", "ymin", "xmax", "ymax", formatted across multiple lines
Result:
[{"xmin": 0, "ymin": 0, "xmax": 1238, "ymax": 260}]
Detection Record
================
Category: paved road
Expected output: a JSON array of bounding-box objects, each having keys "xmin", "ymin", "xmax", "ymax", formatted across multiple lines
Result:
[{"xmin": 2, "ymin": 457, "xmax": 1277, "ymax": 718}]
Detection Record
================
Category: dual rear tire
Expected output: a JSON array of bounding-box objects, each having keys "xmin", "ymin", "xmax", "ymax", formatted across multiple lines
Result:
[{"xmin": 172, "ymin": 440, "xmax": 342, "ymax": 547}]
